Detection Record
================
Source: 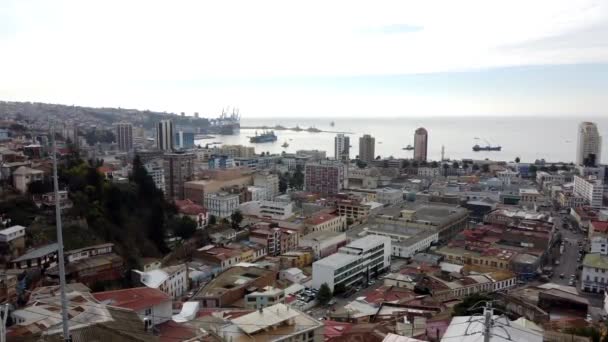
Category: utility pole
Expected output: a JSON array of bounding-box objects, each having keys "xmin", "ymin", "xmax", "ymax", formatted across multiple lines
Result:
[
  {"xmin": 483, "ymin": 302, "xmax": 493, "ymax": 342},
  {"xmin": 1, "ymin": 303, "xmax": 9, "ymax": 342},
  {"xmin": 51, "ymin": 125, "xmax": 72, "ymax": 342}
]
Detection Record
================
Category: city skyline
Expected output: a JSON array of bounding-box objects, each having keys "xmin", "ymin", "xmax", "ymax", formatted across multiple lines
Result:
[{"xmin": 1, "ymin": 1, "xmax": 608, "ymax": 117}]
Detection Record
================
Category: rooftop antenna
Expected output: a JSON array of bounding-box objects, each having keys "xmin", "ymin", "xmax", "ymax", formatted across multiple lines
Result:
[{"xmin": 51, "ymin": 124, "xmax": 71, "ymax": 342}]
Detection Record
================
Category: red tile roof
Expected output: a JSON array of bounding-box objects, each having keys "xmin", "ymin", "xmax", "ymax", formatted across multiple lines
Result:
[
  {"xmin": 592, "ymin": 221, "xmax": 608, "ymax": 233},
  {"xmin": 175, "ymin": 199, "xmax": 207, "ymax": 215},
  {"xmin": 307, "ymin": 213, "xmax": 338, "ymax": 225},
  {"xmin": 92, "ymin": 287, "xmax": 170, "ymax": 311},
  {"xmin": 323, "ymin": 320, "xmax": 354, "ymax": 341},
  {"xmin": 156, "ymin": 320, "xmax": 197, "ymax": 342}
]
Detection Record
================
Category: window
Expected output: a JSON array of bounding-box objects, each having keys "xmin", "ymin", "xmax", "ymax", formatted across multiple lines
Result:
[{"xmin": 145, "ymin": 308, "xmax": 152, "ymax": 316}]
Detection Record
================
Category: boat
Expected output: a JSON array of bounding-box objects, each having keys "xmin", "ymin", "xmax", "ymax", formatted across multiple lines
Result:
[
  {"xmin": 292, "ymin": 126, "xmax": 303, "ymax": 132},
  {"xmin": 207, "ymin": 107, "xmax": 241, "ymax": 135},
  {"xmin": 281, "ymin": 141, "xmax": 289, "ymax": 148},
  {"xmin": 402, "ymin": 144, "xmax": 414, "ymax": 151},
  {"xmin": 250, "ymin": 130, "xmax": 278, "ymax": 143},
  {"xmin": 330, "ymin": 121, "xmax": 335, "ymax": 127},
  {"xmin": 307, "ymin": 127, "xmax": 321, "ymax": 133},
  {"xmin": 472, "ymin": 144, "xmax": 502, "ymax": 151}
]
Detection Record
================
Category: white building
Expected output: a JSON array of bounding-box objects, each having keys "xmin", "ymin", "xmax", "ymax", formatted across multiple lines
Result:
[
  {"xmin": 135, "ymin": 264, "xmax": 188, "ymax": 299},
  {"xmin": 361, "ymin": 224, "xmax": 439, "ymax": 259},
  {"xmin": 305, "ymin": 213, "xmax": 347, "ymax": 233},
  {"xmin": 519, "ymin": 188, "xmax": 541, "ymax": 205},
  {"xmin": 144, "ymin": 159, "xmax": 166, "ymax": 194},
  {"xmin": 12, "ymin": 166, "xmax": 44, "ymax": 194},
  {"xmin": 93, "ymin": 287, "xmax": 172, "ymax": 328},
  {"xmin": 496, "ymin": 169, "xmax": 519, "ymax": 185},
  {"xmin": 334, "ymin": 133, "xmax": 350, "ymax": 162},
  {"xmin": 204, "ymin": 192, "xmax": 240, "ymax": 219},
  {"xmin": 442, "ymin": 315, "xmax": 542, "ymax": 342},
  {"xmin": 581, "ymin": 253, "xmax": 608, "ymax": 293},
  {"xmin": 247, "ymin": 186, "xmax": 268, "ymax": 202},
  {"xmin": 299, "ymin": 231, "xmax": 347, "ymax": 259},
  {"xmin": 239, "ymin": 200, "xmax": 294, "ymax": 220},
  {"xmin": 244, "ymin": 286, "xmax": 285, "ymax": 310},
  {"xmin": 574, "ymin": 175, "xmax": 604, "ymax": 208},
  {"xmin": 376, "ymin": 188, "xmax": 403, "ymax": 205},
  {"xmin": 0, "ymin": 225, "xmax": 26, "ymax": 244},
  {"xmin": 312, "ymin": 235, "xmax": 391, "ymax": 291},
  {"xmin": 279, "ymin": 267, "xmax": 309, "ymax": 284},
  {"xmin": 254, "ymin": 172, "xmax": 280, "ymax": 200},
  {"xmin": 590, "ymin": 235, "xmax": 608, "ymax": 255},
  {"xmin": 577, "ymin": 121, "xmax": 602, "ymax": 166},
  {"xmin": 417, "ymin": 167, "xmax": 440, "ymax": 178}
]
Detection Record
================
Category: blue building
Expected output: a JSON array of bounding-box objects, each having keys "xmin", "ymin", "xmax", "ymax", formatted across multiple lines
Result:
[
  {"xmin": 208, "ymin": 154, "xmax": 235, "ymax": 169},
  {"xmin": 174, "ymin": 131, "xmax": 195, "ymax": 149}
]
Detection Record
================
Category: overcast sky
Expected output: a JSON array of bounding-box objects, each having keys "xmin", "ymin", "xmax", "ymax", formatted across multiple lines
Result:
[{"xmin": 1, "ymin": 0, "xmax": 608, "ymax": 117}]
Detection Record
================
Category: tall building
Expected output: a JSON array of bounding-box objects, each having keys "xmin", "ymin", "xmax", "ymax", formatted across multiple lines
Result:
[
  {"xmin": 174, "ymin": 131, "xmax": 195, "ymax": 150},
  {"xmin": 577, "ymin": 122, "xmax": 602, "ymax": 166},
  {"xmin": 156, "ymin": 120, "xmax": 174, "ymax": 151},
  {"xmin": 334, "ymin": 134, "xmax": 350, "ymax": 162},
  {"xmin": 304, "ymin": 160, "xmax": 348, "ymax": 195},
  {"xmin": 163, "ymin": 152, "xmax": 195, "ymax": 200},
  {"xmin": 358, "ymin": 134, "xmax": 375, "ymax": 163},
  {"xmin": 254, "ymin": 172, "xmax": 280, "ymax": 200},
  {"xmin": 115, "ymin": 122, "xmax": 133, "ymax": 152},
  {"xmin": 414, "ymin": 127, "xmax": 428, "ymax": 162},
  {"xmin": 573, "ymin": 175, "xmax": 604, "ymax": 208}
]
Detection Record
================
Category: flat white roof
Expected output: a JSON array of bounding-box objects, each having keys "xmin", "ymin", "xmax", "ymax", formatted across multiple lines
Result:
[
  {"xmin": 346, "ymin": 234, "xmax": 389, "ymax": 249},
  {"xmin": 231, "ymin": 303, "xmax": 300, "ymax": 334},
  {"xmin": 0, "ymin": 225, "xmax": 25, "ymax": 236},
  {"xmin": 137, "ymin": 269, "xmax": 168, "ymax": 288},
  {"xmin": 313, "ymin": 252, "xmax": 359, "ymax": 268}
]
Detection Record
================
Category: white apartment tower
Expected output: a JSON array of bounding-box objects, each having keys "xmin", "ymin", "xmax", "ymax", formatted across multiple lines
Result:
[
  {"xmin": 334, "ymin": 134, "xmax": 350, "ymax": 163},
  {"xmin": 577, "ymin": 122, "xmax": 602, "ymax": 167},
  {"xmin": 157, "ymin": 120, "xmax": 175, "ymax": 151}
]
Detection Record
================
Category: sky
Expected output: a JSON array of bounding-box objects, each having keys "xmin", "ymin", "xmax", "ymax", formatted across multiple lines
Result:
[{"xmin": 1, "ymin": 0, "xmax": 608, "ymax": 118}]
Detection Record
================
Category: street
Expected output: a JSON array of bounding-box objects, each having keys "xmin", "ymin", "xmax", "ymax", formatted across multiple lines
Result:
[{"xmin": 551, "ymin": 214, "xmax": 582, "ymax": 286}]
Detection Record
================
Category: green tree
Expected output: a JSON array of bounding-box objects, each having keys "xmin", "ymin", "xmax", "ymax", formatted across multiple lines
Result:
[
  {"xmin": 529, "ymin": 165, "xmax": 538, "ymax": 176},
  {"xmin": 549, "ymin": 164, "xmax": 559, "ymax": 172},
  {"xmin": 317, "ymin": 283, "xmax": 333, "ymax": 305},
  {"xmin": 278, "ymin": 174, "xmax": 288, "ymax": 193},
  {"xmin": 333, "ymin": 282, "xmax": 346, "ymax": 295},
  {"xmin": 290, "ymin": 165, "xmax": 304, "ymax": 190},
  {"xmin": 356, "ymin": 160, "xmax": 367, "ymax": 169},
  {"xmin": 231, "ymin": 210, "xmax": 244, "ymax": 229},
  {"xmin": 515, "ymin": 157, "xmax": 520, "ymax": 163},
  {"xmin": 171, "ymin": 216, "xmax": 197, "ymax": 240},
  {"xmin": 402, "ymin": 160, "xmax": 410, "ymax": 168},
  {"xmin": 452, "ymin": 161, "xmax": 459, "ymax": 169},
  {"xmin": 431, "ymin": 161, "xmax": 439, "ymax": 168},
  {"xmin": 27, "ymin": 179, "xmax": 54, "ymax": 195}
]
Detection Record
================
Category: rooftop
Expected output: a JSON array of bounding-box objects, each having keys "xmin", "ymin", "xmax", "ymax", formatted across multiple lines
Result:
[
  {"xmin": 93, "ymin": 287, "xmax": 171, "ymax": 311},
  {"xmin": 313, "ymin": 252, "xmax": 359, "ymax": 268},
  {"xmin": 442, "ymin": 315, "xmax": 542, "ymax": 342},
  {"xmin": 583, "ymin": 253, "xmax": 608, "ymax": 270},
  {"xmin": 306, "ymin": 212, "xmax": 339, "ymax": 225},
  {"xmin": 0, "ymin": 225, "xmax": 25, "ymax": 236},
  {"xmin": 12, "ymin": 243, "xmax": 58, "ymax": 262}
]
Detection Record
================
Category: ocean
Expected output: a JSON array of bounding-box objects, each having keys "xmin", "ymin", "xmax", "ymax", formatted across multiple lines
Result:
[{"xmin": 195, "ymin": 117, "xmax": 608, "ymax": 164}]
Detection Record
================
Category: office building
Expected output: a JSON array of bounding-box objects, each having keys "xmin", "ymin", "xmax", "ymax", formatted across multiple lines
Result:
[
  {"xmin": 115, "ymin": 122, "xmax": 133, "ymax": 152},
  {"xmin": 204, "ymin": 192, "xmax": 240, "ymax": 218},
  {"xmin": 156, "ymin": 120, "xmax": 174, "ymax": 151},
  {"xmin": 358, "ymin": 134, "xmax": 375, "ymax": 163},
  {"xmin": 163, "ymin": 152, "xmax": 195, "ymax": 200},
  {"xmin": 143, "ymin": 158, "xmax": 165, "ymax": 194},
  {"xmin": 414, "ymin": 127, "xmax": 428, "ymax": 162},
  {"xmin": 304, "ymin": 160, "xmax": 348, "ymax": 195},
  {"xmin": 312, "ymin": 235, "xmax": 391, "ymax": 291},
  {"xmin": 334, "ymin": 134, "xmax": 350, "ymax": 162},
  {"xmin": 174, "ymin": 130, "xmax": 195, "ymax": 149},
  {"xmin": 577, "ymin": 122, "xmax": 602, "ymax": 166},
  {"xmin": 254, "ymin": 172, "xmax": 280, "ymax": 200},
  {"xmin": 574, "ymin": 175, "xmax": 605, "ymax": 208}
]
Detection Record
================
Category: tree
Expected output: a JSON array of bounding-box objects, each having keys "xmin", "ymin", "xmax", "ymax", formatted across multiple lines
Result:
[
  {"xmin": 208, "ymin": 215, "xmax": 217, "ymax": 226},
  {"xmin": 402, "ymin": 160, "xmax": 410, "ymax": 168},
  {"xmin": 317, "ymin": 283, "xmax": 333, "ymax": 305},
  {"xmin": 481, "ymin": 164, "xmax": 490, "ymax": 173},
  {"xmin": 279, "ymin": 173, "xmax": 288, "ymax": 193},
  {"xmin": 430, "ymin": 161, "xmax": 439, "ymax": 168},
  {"xmin": 515, "ymin": 157, "xmax": 520, "ymax": 163},
  {"xmin": 231, "ymin": 210, "xmax": 244, "ymax": 229},
  {"xmin": 290, "ymin": 165, "xmax": 304, "ymax": 190},
  {"xmin": 560, "ymin": 164, "xmax": 569, "ymax": 171},
  {"xmin": 333, "ymin": 282, "xmax": 346, "ymax": 295},
  {"xmin": 529, "ymin": 165, "xmax": 538, "ymax": 176},
  {"xmin": 549, "ymin": 164, "xmax": 558, "ymax": 172},
  {"xmin": 27, "ymin": 179, "xmax": 54, "ymax": 195},
  {"xmin": 356, "ymin": 160, "xmax": 367, "ymax": 169},
  {"xmin": 452, "ymin": 161, "xmax": 459, "ymax": 169},
  {"xmin": 171, "ymin": 216, "xmax": 197, "ymax": 240}
]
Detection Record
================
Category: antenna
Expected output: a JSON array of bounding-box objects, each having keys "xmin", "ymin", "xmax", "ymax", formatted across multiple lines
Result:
[{"xmin": 51, "ymin": 124, "xmax": 72, "ymax": 342}]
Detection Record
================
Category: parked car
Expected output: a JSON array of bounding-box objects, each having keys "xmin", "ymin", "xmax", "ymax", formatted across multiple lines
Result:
[
  {"xmin": 568, "ymin": 280, "xmax": 575, "ymax": 286},
  {"xmin": 560, "ymin": 273, "xmax": 565, "ymax": 278}
]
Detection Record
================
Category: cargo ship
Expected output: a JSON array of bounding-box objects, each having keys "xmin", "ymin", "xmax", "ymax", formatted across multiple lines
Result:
[
  {"xmin": 472, "ymin": 144, "xmax": 502, "ymax": 151},
  {"xmin": 207, "ymin": 108, "xmax": 241, "ymax": 135},
  {"xmin": 250, "ymin": 130, "xmax": 277, "ymax": 143}
]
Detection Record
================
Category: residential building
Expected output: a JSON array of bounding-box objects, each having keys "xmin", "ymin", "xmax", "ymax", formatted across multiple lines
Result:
[
  {"xmin": 305, "ymin": 160, "xmax": 348, "ymax": 195},
  {"xmin": 250, "ymin": 224, "xmax": 299, "ymax": 256},
  {"xmin": 174, "ymin": 199, "xmax": 208, "ymax": 229},
  {"xmin": 253, "ymin": 172, "xmax": 279, "ymax": 200},
  {"xmin": 416, "ymin": 269, "xmax": 517, "ymax": 301},
  {"xmin": 204, "ymin": 192, "xmax": 240, "ymax": 218},
  {"xmin": 239, "ymin": 200, "xmax": 295, "ymax": 220},
  {"xmin": 244, "ymin": 286, "xmax": 286, "ymax": 310},
  {"xmin": 305, "ymin": 212, "xmax": 347, "ymax": 234},
  {"xmin": 296, "ymin": 149, "xmax": 327, "ymax": 160},
  {"xmin": 115, "ymin": 121, "xmax": 133, "ymax": 152},
  {"xmin": 46, "ymin": 243, "xmax": 123, "ymax": 287},
  {"xmin": 184, "ymin": 170, "xmax": 253, "ymax": 204},
  {"xmin": 157, "ymin": 119, "xmax": 175, "ymax": 151},
  {"xmin": 418, "ymin": 167, "xmax": 440, "ymax": 178},
  {"xmin": 377, "ymin": 188, "xmax": 403, "ymax": 205},
  {"xmin": 246, "ymin": 186, "xmax": 268, "ymax": 202},
  {"xmin": 218, "ymin": 303, "xmax": 324, "ymax": 341},
  {"xmin": 359, "ymin": 134, "xmax": 376, "ymax": 163},
  {"xmin": 93, "ymin": 287, "xmax": 172, "ymax": 328},
  {"xmin": 312, "ymin": 235, "xmax": 391, "ymax": 291},
  {"xmin": 10, "ymin": 243, "xmax": 58, "ymax": 270},
  {"xmin": 0, "ymin": 225, "xmax": 26, "ymax": 254},
  {"xmin": 577, "ymin": 121, "xmax": 602, "ymax": 166},
  {"xmin": 413, "ymin": 127, "xmax": 428, "ymax": 162},
  {"xmin": 193, "ymin": 265, "xmax": 276, "ymax": 307},
  {"xmin": 40, "ymin": 190, "xmax": 72, "ymax": 209},
  {"xmin": 143, "ymin": 158, "xmax": 165, "ymax": 194},
  {"xmin": 163, "ymin": 152, "xmax": 195, "ymax": 200},
  {"xmin": 519, "ymin": 188, "xmax": 541, "ymax": 205},
  {"xmin": 208, "ymin": 154, "xmax": 235, "ymax": 169},
  {"xmin": 334, "ymin": 133, "xmax": 350, "ymax": 162},
  {"xmin": 574, "ymin": 175, "xmax": 604, "ymax": 208},
  {"xmin": 135, "ymin": 264, "xmax": 188, "ymax": 299},
  {"xmin": 299, "ymin": 231, "xmax": 347, "ymax": 259},
  {"xmin": 12, "ymin": 166, "xmax": 43, "ymax": 193},
  {"xmin": 581, "ymin": 253, "xmax": 608, "ymax": 293},
  {"xmin": 336, "ymin": 198, "xmax": 372, "ymax": 223}
]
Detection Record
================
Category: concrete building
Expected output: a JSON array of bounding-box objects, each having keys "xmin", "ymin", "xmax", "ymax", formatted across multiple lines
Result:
[
  {"xmin": 312, "ymin": 235, "xmax": 391, "ymax": 291},
  {"xmin": 359, "ymin": 223, "xmax": 439, "ymax": 259},
  {"xmin": 574, "ymin": 175, "xmax": 604, "ymax": 208},
  {"xmin": 377, "ymin": 188, "xmax": 403, "ymax": 205},
  {"xmin": 0, "ymin": 225, "xmax": 26, "ymax": 257},
  {"xmin": 299, "ymin": 231, "xmax": 347, "ymax": 259},
  {"xmin": 246, "ymin": 186, "xmax": 268, "ymax": 202},
  {"xmin": 417, "ymin": 167, "xmax": 440, "ymax": 178},
  {"xmin": 336, "ymin": 198, "xmax": 372, "ymax": 223},
  {"xmin": 359, "ymin": 134, "xmax": 376, "ymax": 163},
  {"xmin": 143, "ymin": 158, "xmax": 166, "ymax": 194},
  {"xmin": 577, "ymin": 121, "xmax": 602, "ymax": 166},
  {"xmin": 305, "ymin": 212, "xmax": 347, "ymax": 233},
  {"xmin": 305, "ymin": 160, "xmax": 348, "ymax": 195},
  {"xmin": 581, "ymin": 253, "xmax": 608, "ymax": 293},
  {"xmin": 239, "ymin": 200, "xmax": 295, "ymax": 220},
  {"xmin": 163, "ymin": 152, "xmax": 195, "ymax": 200},
  {"xmin": 254, "ymin": 172, "xmax": 280, "ymax": 200},
  {"xmin": 135, "ymin": 264, "xmax": 188, "ymax": 299},
  {"xmin": 496, "ymin": 169, "xmax": 519, "ymax": 185},
  {"xmin": 208, "ymin": 154, "xmax": 235, "ymax": 169},
  {"xmin": 519, "ymin": 188, "xmax": 541, "ymax": 205},
  {"xmin": 244, "ymin": 286, "xmax": 285, "ymax": 310},
  {"xmin": 204, "ymin": 192, "xmax": 240, "ymax": 218},
  {"xmin": 413, "ymin": 127, "xmax": 428, "ymax": 162},
  {"xmin": 115, "ymin": 122, "xmax": 133, "ymax": 152},
  {"xmin": 219, "ymin": 303, "xmax": 324, "ymax": 342},
  {"xmin": 156, "ymin": 119, "xmax": 175, "ymax": 151},
  {"xmin": 93, "ymin": 287, "xmax": 172, "ymax": 328},
  {"xmin": 442, "ymin": 314, "xmax": 541, "ymax": 342},
  {"xmin": 334, "ymin": 133, "xmax": 350, "ymax": 162},
  {"xmin": 250, "ymin": 225, "xmax": 299, "ymax": 256},
  {"xmin": 12, "ymin": 166, "xmax": 43, "ymax": 193},
  {"xmin": 296, "ymin": 149, "xmax": 327, "ymax": 161}
]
